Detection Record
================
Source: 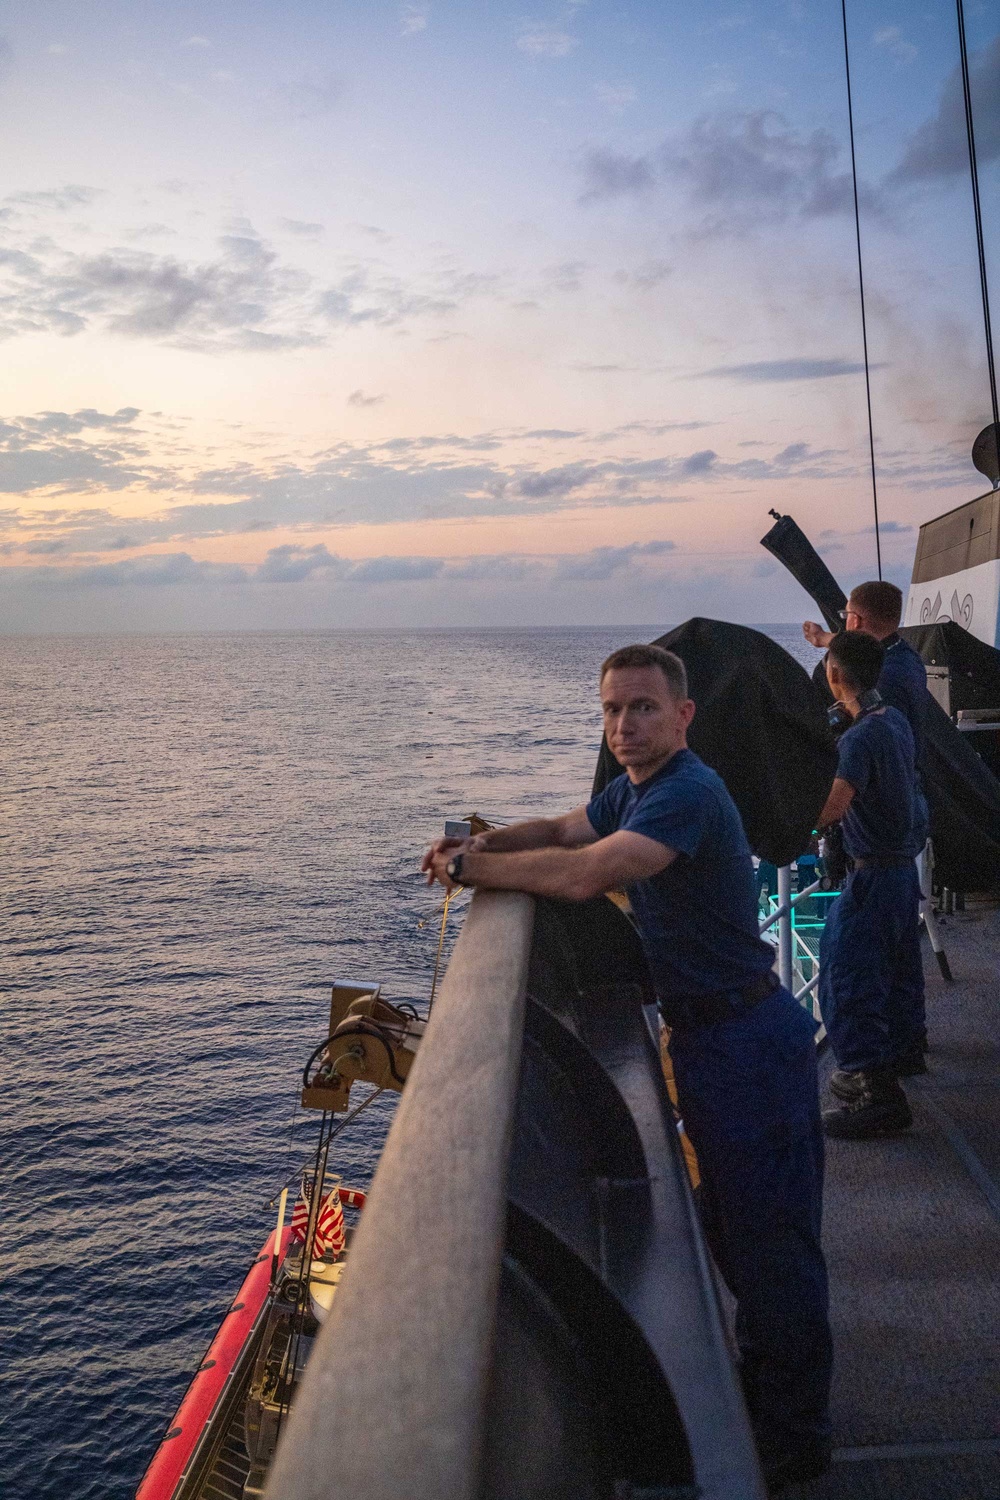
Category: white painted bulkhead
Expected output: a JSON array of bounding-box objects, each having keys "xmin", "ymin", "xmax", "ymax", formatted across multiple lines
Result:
[{"xmin": 905, "ymin": 557, "xmax": 1000, "ymax": 648}]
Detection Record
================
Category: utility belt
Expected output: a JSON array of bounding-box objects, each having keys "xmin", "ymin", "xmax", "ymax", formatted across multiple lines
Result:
[
  {"xmin": 848, "ymin": 854, "xmax": 914, "ymax": 870},
  {"xmin": 661, "ymin": 968, "xmax": 779, "ymax": 1029}
]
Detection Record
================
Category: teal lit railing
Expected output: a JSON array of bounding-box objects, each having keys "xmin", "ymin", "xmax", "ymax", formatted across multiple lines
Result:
[{"xmin": 758, "ymin": 862, "xmax": 841, "ymax": 1026}]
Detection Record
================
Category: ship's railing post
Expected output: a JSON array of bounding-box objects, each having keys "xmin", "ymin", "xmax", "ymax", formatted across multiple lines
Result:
[
  {"xmin": 776, "ymin": 864, "xmax": 794, "ymax": 991},
  {"xmin": 264, "ymin": 888, "xmax": 535, "ymax": 1500}
]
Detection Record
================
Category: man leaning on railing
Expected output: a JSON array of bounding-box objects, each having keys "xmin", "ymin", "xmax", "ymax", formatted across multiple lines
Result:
[{"xmin": 422, "ymin": 642, "xmax": 833, "ymax": 1496}]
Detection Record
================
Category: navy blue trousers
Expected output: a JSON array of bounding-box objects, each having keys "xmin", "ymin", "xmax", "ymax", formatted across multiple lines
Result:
[
  {"xmin": 670, "ymin": 988, "xmax": 832, "ymax": 1450},
  {"xmin": 819, "ymin": 865, "xmax": 924, "ymax": 1073}
]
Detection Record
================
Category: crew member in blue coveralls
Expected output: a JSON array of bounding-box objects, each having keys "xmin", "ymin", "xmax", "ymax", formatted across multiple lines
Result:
[
  {"xmin": 422, "ymin": 643, "xmax": 833, "ymax": 1494},
  {"xmin": 816, "ymin": 632, "xmax": 924, "ymax": 1139},
  {"xmin": 804, "ymin": 580, "xmax": 929, "ymax": 1070}
]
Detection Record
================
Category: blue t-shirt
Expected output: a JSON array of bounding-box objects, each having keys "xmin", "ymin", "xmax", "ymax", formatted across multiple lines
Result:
[
  {"xmin": 837, "ymin": 705, "xmax": 918, "ymax": 859},
  {"xmin": 586, "ymin": 748, "xmax": 775, "ymax": 1002},
  {"xmin": 879, "ymin": 635, "xmax": 928, "ymax": 765}
]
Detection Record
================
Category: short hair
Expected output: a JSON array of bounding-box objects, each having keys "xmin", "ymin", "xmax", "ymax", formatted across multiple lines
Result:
[
  {"xmin": 827, "ymin": 629, "xmax": 885, "ymax": 693},
  {"xmin": 600, "ymin": 643, "xmax": 688, "ymax": 700},
  {"xmin": 849, "ymin": 580, "xmax": 903, "ymax": 628}
]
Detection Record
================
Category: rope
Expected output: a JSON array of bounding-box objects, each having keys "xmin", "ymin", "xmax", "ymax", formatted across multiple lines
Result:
[
  {"xmin": 839, "ymin": 0, "xmax": 882, "ymax": 578},
  {"xmin": 427, "ymin": 888, "xmax": 455, "ymax": 1015},
  {"xmin": 955, "ymin": 0, "xmax": 999, "ymax": 445}
]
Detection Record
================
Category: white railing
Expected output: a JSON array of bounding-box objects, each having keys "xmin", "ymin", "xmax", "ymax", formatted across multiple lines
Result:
[{"xmin": 759, "ymin": 868, "xmax": 828, "ymax": 1022}]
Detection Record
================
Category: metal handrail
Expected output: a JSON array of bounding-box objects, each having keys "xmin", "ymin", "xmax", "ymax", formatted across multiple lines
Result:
[
  {"xmin": 758, "ymin": 878, "xmax": 822, "ymax": 934},
  {"xmin": 265, "ymin": 887, "xmax": 767, "ymax": 1500},
  {"xmin": 265, "ymin": 889, "xmax": 536, "ymax": 1500}
]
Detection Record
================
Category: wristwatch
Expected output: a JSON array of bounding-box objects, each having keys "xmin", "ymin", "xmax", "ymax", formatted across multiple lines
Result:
[{"xmin": 446, "ymin": 853, "xmax": 465, "ymax": 885}]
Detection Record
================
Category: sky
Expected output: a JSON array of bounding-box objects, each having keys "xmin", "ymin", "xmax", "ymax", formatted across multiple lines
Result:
[{"xmin": 0, "ymin": 0, "xmax": 997, "ymax": 632}]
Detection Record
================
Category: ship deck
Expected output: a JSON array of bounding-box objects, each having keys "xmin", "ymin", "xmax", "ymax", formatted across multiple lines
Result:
[{"xmin": 791, "ymin": 902, "xmax": 1000, "ymax": 1499}]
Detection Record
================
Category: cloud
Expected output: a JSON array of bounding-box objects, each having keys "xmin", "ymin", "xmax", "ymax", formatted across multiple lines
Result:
[
  {"xmin": 23, "ymin": 552, "xmax": 246, "ymax": 588},
  {"xmin": 181, "ymin": 35, "xmax": 211, "ymax": 48},
  {"xmin": 280, "ymin": 218, "xmax": 324, "ymax": 237},
  {"xmin": 679, "ymin": 449, "xmax": 716, "ymax": 476},
  {"xmin": 612, "ymin": 259, "xmax": 671, "ymax": 290},
  {"xmin": 7, "ymin": 540, "xmax": 681, "ymax": 594},
  {"xmin": 891, "ymin": 34, "xmax": 1000, "ymax": 183},
  {"xmin": 580, "ymin": 109, "xmax": 888, "ymax": 227},
  {"xmin": 579, "ymin": 149, "xmax": 657, "ymax": 203},
  {"xmin": 872, "ymin": 26, "xmax": 916, "ymax": 68},
  {"xmin": 269, "ymin": 71, "xmax": 344, "ymax": 122},
  {"xmin": 0, "ymin": 408, "xmax": 148, "ymax": 494},
  {"xmin": 347, "ymin": 389, "xmax": 386, "ymax": 407},
  {"xmin": 0, "ymin": 414, "xmax": 862, "ymax": 551},
  {"xmin": 516, "ymin": 24, "xmax": 578, "ymax": 58},
  {"xmin": 0, "ymin": 216, "xmax": 476, "ymax": 352},
  {"xmin": 553, "ymin": 539, "xmax": 675, "ymax": 581},
  {"xmin": 4, "ymin": 184, "xmax": 101, "ymax": 214},
  {"xmin": 400, "ymin": 5, "xmax": 428, "ymax": 34},
  {"xmin": 700, "ymin": 358, "xmax": 874, "ymax": 382},
  {"xmin": 595, "ymin": 82, "xmax": 636, "ymax": 113}
]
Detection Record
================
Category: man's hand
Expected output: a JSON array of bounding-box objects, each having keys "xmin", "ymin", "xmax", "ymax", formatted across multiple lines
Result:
[
  {"xmin": 421, "ymin": 836, "xmax": 468, "ymax": 886},
  {"xmin": 426, "ymin": 846, "xmax": 466, "ymax": 891},
  {"xmin": 803, "ymin": 620, "xmax": 834, "ymax": 649},
  {"xmin": 420, "ymin": 829, "xmax": 497, "ymax": 887}
]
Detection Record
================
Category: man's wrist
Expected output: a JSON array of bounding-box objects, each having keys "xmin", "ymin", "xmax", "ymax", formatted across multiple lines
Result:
[{"xmin": 446, "ymin": 852, "xmax": 468, "ymax": 885}]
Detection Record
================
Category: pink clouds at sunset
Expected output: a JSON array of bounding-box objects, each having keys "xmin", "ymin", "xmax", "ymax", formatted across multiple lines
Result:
[{"xmin": 0, "ymin": 1, "xmax": 996, "ymax": 630}]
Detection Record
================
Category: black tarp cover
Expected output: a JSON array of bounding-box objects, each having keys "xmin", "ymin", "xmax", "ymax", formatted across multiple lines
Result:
[
  {"xmin": 900, "ymin": 622, "xmax": 1000, "ymax": 713},
  {"xmin": 592, "ymin": 618, "xmax": 838, "ymax": 867}
]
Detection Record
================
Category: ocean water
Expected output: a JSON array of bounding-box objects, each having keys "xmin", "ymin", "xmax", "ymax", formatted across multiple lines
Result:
[{"xmin": 1, "ymin": 624, "xmax": 820, "ymax": 1499}]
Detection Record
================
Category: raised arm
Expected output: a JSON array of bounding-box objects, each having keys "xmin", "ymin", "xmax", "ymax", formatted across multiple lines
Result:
[{"xmin": 803, "ymin": 621, "xmax": 834, "ymax": 650}]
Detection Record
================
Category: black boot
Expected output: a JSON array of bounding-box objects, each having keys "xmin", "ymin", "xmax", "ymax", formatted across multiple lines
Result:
[
  {"xmin": 829, "ymin": 1067, "xmax": 866, "ymax": 1102},
  {"xmin": 759, "ymin": 1435, "xmax": 832, "ymax": 1494},
  {"xmin": 823, "ymin": 1071, "xmax": 912, "ymax": 1138},
  {"xmin": 894, "ymin": 1038, "xmax": 928, "ymax": 1077}
]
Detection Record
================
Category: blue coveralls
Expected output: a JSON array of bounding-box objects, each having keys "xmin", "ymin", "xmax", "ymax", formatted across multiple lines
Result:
[
  {"xmin": 588, "ymin": 751, "xmax": 832, "ymax": 1455},
  {"xmin": 818, "ymin": 706, "xmax": 924, "ymax": 1072},
  {"xmin": 879, "ymin": 633, "xmax": 930, "ymax": 851}
]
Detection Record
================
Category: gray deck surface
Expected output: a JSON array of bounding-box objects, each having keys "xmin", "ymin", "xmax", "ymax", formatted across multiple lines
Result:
[{"xmin": 788, "ymin": 904, "xmax": 1000, "ymax": 1500}]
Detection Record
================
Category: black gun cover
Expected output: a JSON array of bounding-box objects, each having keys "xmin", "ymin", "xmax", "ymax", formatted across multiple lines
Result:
[{"xmin": 760, "ymin": 511, "xmax": 846, "ymax": 634}]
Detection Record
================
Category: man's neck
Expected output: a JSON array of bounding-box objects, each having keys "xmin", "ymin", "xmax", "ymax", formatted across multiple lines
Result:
[
  {"xmin": 625, "ymin": 740, "xmax": 687, "ymax": 784},
  {"xmin": 842, "ymin": 694, "xmax": 863, "ymax": 720}
]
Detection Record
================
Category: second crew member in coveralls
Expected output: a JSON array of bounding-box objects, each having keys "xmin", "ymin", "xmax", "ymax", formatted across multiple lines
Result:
[
  {"xmin": 816, "ymin": 631, "xmax": 923, "ymax": 1138},
  {"xmin": 423, "ymin": 643, "xmax": 832, "ymax": 1494},
  {"xmin": 804, "ymin": 580, "xmax": 929, "ymax": 1071}
]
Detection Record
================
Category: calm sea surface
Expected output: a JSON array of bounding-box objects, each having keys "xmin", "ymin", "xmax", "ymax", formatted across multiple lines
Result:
[{"xmin": 1, "ymin": 624, "xmax": 819, "ymax": 1499}]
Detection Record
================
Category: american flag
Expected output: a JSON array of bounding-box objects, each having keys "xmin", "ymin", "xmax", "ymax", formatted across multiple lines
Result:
[
  {"xmin": 289, "ymin": 1172, "xmax": 345, "ymax": 1258},
  {"xmin": 289, "ymin": 1171, "xmax": 316, "ymax": 1242},
  {"xmin": 314, "ymin": 1185, "xmax": 346, "ymax": 1258}
]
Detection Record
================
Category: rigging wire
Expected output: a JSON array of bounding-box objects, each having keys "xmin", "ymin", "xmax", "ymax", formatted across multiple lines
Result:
[
  {"xmin": 839, "ymin": 0, "xmax": 883, "ymax": 579},
  {"xmin": 955, "ymin": 0, "xmax": 999, "ymax": 443}
]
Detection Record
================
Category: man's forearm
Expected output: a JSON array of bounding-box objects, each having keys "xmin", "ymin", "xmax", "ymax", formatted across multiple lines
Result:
[
  {"xmin": 460, "ymin": 846, "xmax": 598, "ymax": 901},
  {"xmin": 476, "ymin": 818, "xmax": 561, "ymax": 853}
]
